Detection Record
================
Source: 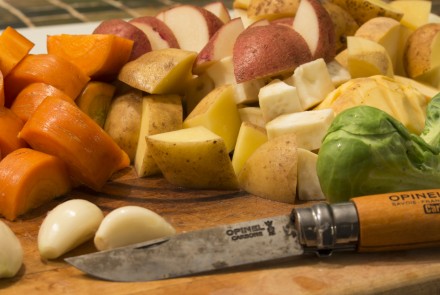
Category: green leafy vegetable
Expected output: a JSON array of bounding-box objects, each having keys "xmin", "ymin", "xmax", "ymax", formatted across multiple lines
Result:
[{"xmin": 317, "ymin": 96, "xmax": 440, "ymax": 203}]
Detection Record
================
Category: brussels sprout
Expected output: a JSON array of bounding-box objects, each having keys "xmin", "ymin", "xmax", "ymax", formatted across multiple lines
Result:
[
  {"xmin": 421, "ymin": 93, "xmax": 440, "ymax": 148},
  {"xmin": 317, "ymin": 101, "xmax": 440, "ymax": 203}
]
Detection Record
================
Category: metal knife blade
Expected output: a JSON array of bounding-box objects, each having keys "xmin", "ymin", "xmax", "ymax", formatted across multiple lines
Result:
[{"xmin": 65, "ymin": 214, "xmax": 303, "ymax": 282}]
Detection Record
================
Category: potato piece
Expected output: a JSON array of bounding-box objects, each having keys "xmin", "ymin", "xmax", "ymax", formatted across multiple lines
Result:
[
  {"xmin": 134, "ymin": 94, "xmax": 182, "ymax": 178},
  {"xmin": 233, "ymin": 0, "xmax": 251, "ymax": 9},
  {"xmin": 404, "ymin": 23, "xmax": 440, "ymax": 79},
  {"xmin": 354, "ymin": 17, "xmax": 401, "ymax": 69},
  {"xmin": 346, "ymin": 36, "xmax": 394, "ymax": 78},
  {"xmin": 394, "ymin": 75, "xmax": 439, "ymax": 99},
  {"xmin": 147, "ymin": 126, "xmax": 239, "ymax": 190},
  {"xmin": 266, "ymin": 108, "xmax": 335, "ymax": 151},
  {"xmin": 296, "ymin": 148, "xmax": 325, "ymax": 201},
  {"xmin": 238, "ymin": 133, "xmax": 298, "ymax": 204},
  {"xmin": 183, "ymin": 73, "xmax": 215, "ymax": 115},
  {"xmin": 389, "ymin": 0, "xmax": 431, "ymax": 31},
  {"xmin": 329, "ymin": 0, "xmax": 403, "ymax": 25},
  {"xmin": 104, "ymin": 89, "xmax": 142, "ymax": 162},
  {"xmin": 183, "ymin": 85, "xmax": 241, "ymax": 153},
  {"xmin": 247, "ymin": 0, "xmax": 300, "ymax": 21},
  {"xmin": 322, "ymin": 1, "xmax": 359, "ymax": 52},
  {"xmin": 118, "ymin": 48, "xmax": 197, "ymax": 95},
  {"xmin": 232, "ymin": 121, "xmax": 267, "ymax": 176}
]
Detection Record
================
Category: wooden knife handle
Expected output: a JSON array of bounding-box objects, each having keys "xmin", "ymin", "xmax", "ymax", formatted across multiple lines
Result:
[{"xmin": 351, "ymin": 189, "xmax": 440, "ymax": 252}]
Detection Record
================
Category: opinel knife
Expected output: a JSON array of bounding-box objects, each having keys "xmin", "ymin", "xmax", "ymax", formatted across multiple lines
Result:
[{"xmin": 65, "ymin": 189, "xmax": 440, "ymax": 282}]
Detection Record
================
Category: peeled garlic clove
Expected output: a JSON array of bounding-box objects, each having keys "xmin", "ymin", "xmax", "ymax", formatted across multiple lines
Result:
[
  {"xmin": 0, "ymin": 220, "xmax": 23, "ymax": 278},
  {"xmin": 38, "ymin": 199, "xmax": 104, "ymax": 259},
  {"xmin": 94, "ymin": 206, "xmax": 175, "ymax": 251}
]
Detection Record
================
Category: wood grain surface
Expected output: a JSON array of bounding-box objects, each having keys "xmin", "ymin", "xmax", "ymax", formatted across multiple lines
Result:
[{"xmin": 1, "ymin": 168, "xmax": 440, "ymax": 294}]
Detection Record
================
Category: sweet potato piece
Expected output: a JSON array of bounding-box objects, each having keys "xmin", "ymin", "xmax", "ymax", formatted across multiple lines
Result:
[
  {"xmin": 10, "ymin": 82, "xmax": 74, "ymax": 123},
  {"xmin": 4, "ymin": 54, "xmax": 90, "ymax": 106},
  {"xmin": 0, "ymin": 27, "xmax": 34, "ymax": 76},
  {"xmin": 0, "ymin": 148, "xmax": 72, "ymax": 221},
  {"xmin": 47, "ymin": 34, "xmax": 133, "ymax": 80},
  {"xmin": 19, "ymin": 96, "xmax": 130, "ymax": 191},
  {"xmin": 0, "ymin": 106, "xmax": 27, "ymax": 157}
]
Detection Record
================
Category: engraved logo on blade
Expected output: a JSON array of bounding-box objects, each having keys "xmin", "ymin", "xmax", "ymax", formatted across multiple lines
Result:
[{"xmin": 226, "ymin": 220, "xmax": 276, "ymax": 241}]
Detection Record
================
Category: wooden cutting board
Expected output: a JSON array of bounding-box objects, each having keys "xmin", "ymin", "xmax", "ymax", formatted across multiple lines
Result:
[{"xmin": 1, "ymin": 167, "xmax": 440, "ymax": 295}]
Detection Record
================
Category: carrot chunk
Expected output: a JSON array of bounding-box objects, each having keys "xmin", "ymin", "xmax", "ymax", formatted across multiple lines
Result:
[
  {"xmin": 0, "ymin": 27, "xmax": 34, "ymax": 76},
  {"xmin": 0, "ymin": 70, "xmax": 4, "ymax": 107},
  {"xmin": 10, "ymin": 82, "xmax": 74, "ymax": 123},
  {"xmin": 4, "ymin": 54, "xmax": 90, "ymax": 106},
  {"xmin": 0, "ymin": 106, "xmax": 28, "ymax": 156},
  {"xmin": 47, "ymin": 34, "xmax": 133, "ymax": 80},
  {"xmin": 19, "ymin": 96, "xmax": 130, "ymax": 191},
  {"xmin": 0, "ymin": 148, "xmax": 72, "ymax": 221}
]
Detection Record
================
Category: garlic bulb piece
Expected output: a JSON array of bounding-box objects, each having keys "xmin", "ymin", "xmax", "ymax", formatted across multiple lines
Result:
[
  {"xmin": 38, "ymin": 199, "xmax": 104, "ymax": 259},
  {"xmin": 0, "ymin": 220, "xmax": 23, "ymax": 278},
  {"xmin": 94, "ymin": 206, "xmax": 175, "ymax": 251}
]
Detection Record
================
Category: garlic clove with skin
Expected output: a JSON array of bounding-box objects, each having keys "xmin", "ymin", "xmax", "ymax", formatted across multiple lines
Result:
[
  {"xmin": 38, "ymin": 199, "xmax": 104, "ymax": 259},
  {"xmin": 0, "ymin": 220, "xmax": 23, "ymax": 278},
  {"xmin": 94, "ymin": 206, "xmax": 176, "ymax": 251}
]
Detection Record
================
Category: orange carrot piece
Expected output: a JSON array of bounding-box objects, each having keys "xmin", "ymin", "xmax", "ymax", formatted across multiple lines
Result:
[
  {"xmin": 0, "ymin": 148, "xmax": 72, "ymax": 221},
  {"xmin": 47, "ymin": 34, "xmax": 133, "ymax": 80},
  {"xmin": 19, "ymin": 96, "xmax": 130, "ymax": 191},
  {"xmin": 4, "ymin": 54, "xmax": 90, "ymax": 106},
  {"xmin": 0, "ymin": 70, "xmax": 4, "ymax": 107},
  {"xmin": 0, "ymin": 106, "xmax": 28, "ymax": 157},
  {"xmin": 76, "ymin": 81, "xmax": 116, "ymax": 127},
  {"xmin": 10, "ymin": 82, "xmax": 74, "ymax": 123},
  {"xmin": 0, "ymin": 27, "xmax": 34, "ymax": 77}
]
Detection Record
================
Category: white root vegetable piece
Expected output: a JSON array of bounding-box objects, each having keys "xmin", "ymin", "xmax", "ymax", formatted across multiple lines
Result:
[
  {"xmin": 258, "ymin": 79, "xmax": 302, "ymax": 122},
  {"xmin": 346, "ymin": 36, "xmax": 394, "ymax": 78},
  {"xmin": 233, "ymin": 24, "xmax": 313, "ymax": 83},
  {"xmin": 238, "ymin": 133, "xmax": 298, "ymax": 204},
  {"xmin": 326, "ymin": 59, "xmax": 351, "ymax": 87},
  {"xmin": 183, "ymin": 85, "xmax": 241, "ymax": 153},
  {"xmin": 266, "ymin": 108, "xmax": 334, "ymax": 151},
  {"xmin": 93, "ymin": 18, "xmax": 152, "ymax": 61},
  {"xmin": 292, "ymin": 58, "xmax": 335, "ymax": 110},
  {"xmin": 232, "ymin": 121, "xmax": 268, "ymax": 176},
  {"xmin": 94, "ymin": 206, "xmax": 175, "ymax": 251},
  {"xmin": 156, "ymin": 5, "xmax": 224, "ymax": 53},
  {"xmin": 296, "ymin": 148, "xmax": 325, "ymax": 201},
  {"xmin": 104, "ymin": 89, "xmax": 142, "ymax": 162},
  {"xmin": 194, "ymin": 18, "xmax": 245, "ymax": 74},
  {"xmin": 292, "ymin": 0, "xmax": 336, "ymax": 62},
  {"xmin": 38, "ymin": 199, "xmax": 104, "ymax": 259},
  {"xmin": 134, "ymin": 94, "xmax": 182, "ymax": 178},
  {"xmin": 147, "ymin": 126, "xmax": 239, "ymax": 190},
  {"xmin": 129, "ymin": 16, "xmax": 179, "ymax": 50},
  {"xmin": 0, "ymin": 220, "xmax": 23, "ymax": 278},
  {"xmin": 238, "ymin": 107, "xmax": 266, "ymax": 129},
  {"xmin": 118, "ymin": 48, "xmax": 197, "ymax": 95}
]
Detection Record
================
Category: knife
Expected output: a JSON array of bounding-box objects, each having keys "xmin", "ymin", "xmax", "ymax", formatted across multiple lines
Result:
[{"xmin": 65, "ymin": 189, "xmax": 440, "ymax": 282}]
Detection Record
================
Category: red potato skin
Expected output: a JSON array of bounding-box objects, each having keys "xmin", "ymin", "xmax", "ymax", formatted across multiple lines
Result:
[
  {"xmin": 93, "ymin": 19, "xmax": 152, "ymax": 60},
  {"xmin": 294, "ymin": 0, "xmax": 336, "ymax": 62},
  {"xmin": 233, "ymin": 24, "xmax": 313, "ymax": 83},
  {"xmin": 129, "ymin": 16, "xmax": 179, "ymax": 49}
]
